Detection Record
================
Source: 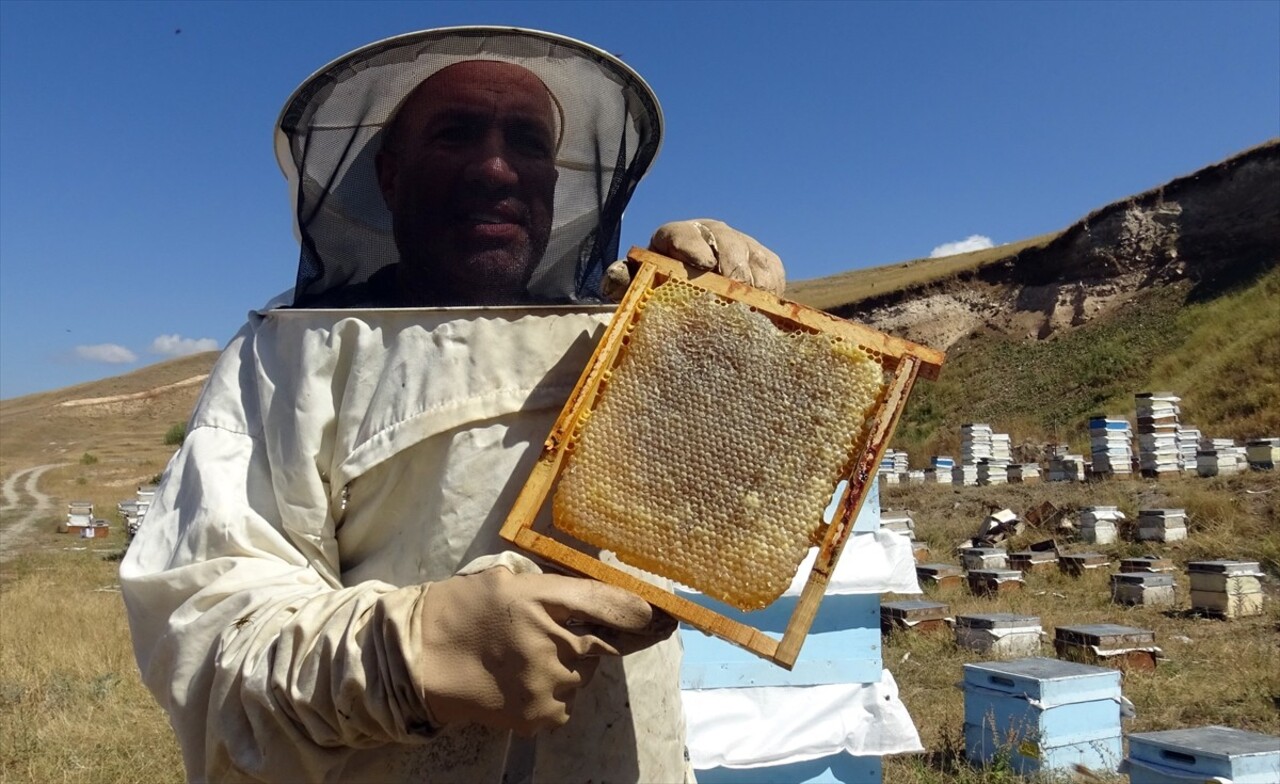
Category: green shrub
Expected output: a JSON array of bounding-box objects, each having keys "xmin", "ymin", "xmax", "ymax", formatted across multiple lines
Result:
[
  {"xmin": 78, "ymin": 452, "xmax": 98, "ymax": 466},
  {"xmin": 163, "ymin": 422, "xmax": 186, "ymax": 446}
]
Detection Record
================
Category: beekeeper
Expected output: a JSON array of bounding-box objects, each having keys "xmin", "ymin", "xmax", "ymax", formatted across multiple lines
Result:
[{"xmin": 121, "ymin": 27, "xmax": 784, "ymax": 783}]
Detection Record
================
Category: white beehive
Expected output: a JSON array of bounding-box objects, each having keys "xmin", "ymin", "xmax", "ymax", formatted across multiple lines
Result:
[
  {"xmin": 954, "ymin": 614, "xmax": 1042, "ymax": 656},
  {"xmin": 1111, "ymin": 573, "xmax": 1176, "ymax": 608},
  {"xmin": 1187, "ymin": 560, "xmax": 1264, "ymax": 619}
]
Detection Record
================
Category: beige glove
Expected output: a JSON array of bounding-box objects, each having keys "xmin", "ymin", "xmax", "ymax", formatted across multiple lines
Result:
[
  {"xmin": 604, "ymin": 219, "xmax": 786, "ymax": 300},
  {"xmin": 400, "ymin": 565, "xmax": 673, "ymax": 736}
]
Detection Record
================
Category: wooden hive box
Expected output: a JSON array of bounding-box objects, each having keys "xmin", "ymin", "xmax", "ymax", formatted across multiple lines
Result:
[
  {"xmin": 967, "ymin": 568, "xmax": 1025, "ymax": 597},
  {"xmin": 916, "ymin": 562, "xmax": 965, "ymax": 590},
  {"xmin": 1120, "ymin": 555, "xmax": 1175, "ymax": 573},
  {"xmin": 880, "ymin": 599, "xmax": 950, "ymax": 634},
  {"xmin": 1054, "ymin": 623, "xmax": 1160, "ymax": 671},
  {"xmin": 500, "ymin": 248, "xmax": 943, "ymax": 668},
  {"xmin": 1059, "ymin": 552, "xmax": 1109, "ymax": 576},
  {"xmin": 960, "ymin": 547, "xmax": 1008, "ymax": 571},
  {"xmin": 1008, "ymin": 550, "xmax": 1059, "ymax": 574}
]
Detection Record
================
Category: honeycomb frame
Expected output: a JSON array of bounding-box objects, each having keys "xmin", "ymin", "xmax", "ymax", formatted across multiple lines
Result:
[{"xmin": 500, "ymin": 247, "xmax": 945, "ymax": 668}]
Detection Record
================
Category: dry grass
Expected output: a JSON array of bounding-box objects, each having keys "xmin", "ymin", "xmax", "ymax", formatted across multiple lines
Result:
[
  {"xmin": 3, "ymin": 472, "xmax": 1276, "ymax": 782},
  {"xmin": 0, "ymin": 530, "xmax": 183, "ymax": 783}
]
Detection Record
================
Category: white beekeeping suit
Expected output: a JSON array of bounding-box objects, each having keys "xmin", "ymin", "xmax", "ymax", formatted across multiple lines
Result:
[
  {"xmin": 123, "ymin": 304, "xmax": 689, "ymax": 782},
  {"xmin": 121, "ymin": 26, "xmax": 783, "ymax": 783}
]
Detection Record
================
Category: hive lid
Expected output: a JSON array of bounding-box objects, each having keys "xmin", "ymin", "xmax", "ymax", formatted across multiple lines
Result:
[
  {"xmin": 1055, "ymin": 624, "xmax": 1154, "ymax": 645},
  {"xmin": 1112, "ymin": 572, "xmax": 1175, "ymax": 587},
  {"xmin": 963, "ymin": 657, "xmax": 1121, "ymax": 705},
  {"xmin": 967, "ymin": 569, "xmax": 1024, "ymax": 579},
  {"xmin": 881, "ymin": 599, "xmax": 949, "ymax": 613},
  {"xmin": 1128, "ymin": 725, "xmax": 1280, "ymax": 758},
  {"xmin": 955, "ymin": 613, "xmax": 1039, "ymax": 629},
  {"xmin": 1062, "ymin": 552, "xmax": 1107, "ymax": 561},
  {"xmin": 961, "ymin": 547, "xmax": 1006, "ymax": 556},
  {"xmin": 1010, "ymin": 550, "xmax": 1058, "ymax": 562},
  {"xmin": 917, "ymin": 562, "xmax": 964, "ymax": 576},
  {"xmin": 1188, "ymin": 560, "xmax": 1261, "ymax": 575}
]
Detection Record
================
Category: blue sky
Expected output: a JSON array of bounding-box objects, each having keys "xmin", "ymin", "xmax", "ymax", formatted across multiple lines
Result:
[{"xmin": 1, "ymin": 1, "xmax": 1276, "ymax": 400}]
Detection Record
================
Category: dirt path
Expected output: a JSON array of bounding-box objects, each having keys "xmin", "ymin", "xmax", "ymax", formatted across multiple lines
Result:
[{"xmin": 0, "ymin": 464, "xmax": 67, "ymax": 562}]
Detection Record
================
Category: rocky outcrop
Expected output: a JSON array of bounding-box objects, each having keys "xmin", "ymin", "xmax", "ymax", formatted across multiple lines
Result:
[{"xmin": 827, "ymin": 140, "xmax": 1279, "ymax": 350}]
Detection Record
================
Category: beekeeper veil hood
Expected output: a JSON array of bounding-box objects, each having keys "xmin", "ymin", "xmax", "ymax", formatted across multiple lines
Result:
[{"xmin": 275, "ymin": 27, "xmax": 663, "ymax": 307}]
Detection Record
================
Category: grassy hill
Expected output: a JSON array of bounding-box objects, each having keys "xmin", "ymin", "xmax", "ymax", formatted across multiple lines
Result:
[{"xmin": 892, "ymin": 264, "xmax": 1280, "ymax": 462}]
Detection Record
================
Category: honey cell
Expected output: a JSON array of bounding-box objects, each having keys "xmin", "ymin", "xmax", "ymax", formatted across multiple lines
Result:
[{"xmin": 553, "ymin": 280, "xmax": 887, "ymax": 610}]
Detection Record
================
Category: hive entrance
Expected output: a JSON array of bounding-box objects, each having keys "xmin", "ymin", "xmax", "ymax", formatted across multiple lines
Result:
[{"xmin": 501, "ymin": 248, "xmax": 943, "ymax": 667}]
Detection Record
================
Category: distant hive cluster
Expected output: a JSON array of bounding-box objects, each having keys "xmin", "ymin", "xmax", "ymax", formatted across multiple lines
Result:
[{"xmin": 553, "ymin": 279, "xmax": 887, "ymax": 610}]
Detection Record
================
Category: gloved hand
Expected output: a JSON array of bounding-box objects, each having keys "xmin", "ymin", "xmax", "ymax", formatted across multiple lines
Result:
[
  {"xmin": 403, "ymin": 564, "xmax": 674, "ymax": 736},
  {"xmin": 603, "ymin": 219, "xmax": 786, "ymax": 300}
]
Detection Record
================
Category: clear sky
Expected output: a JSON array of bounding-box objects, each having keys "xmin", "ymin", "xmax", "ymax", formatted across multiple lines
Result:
[{"xmin": 1, "ymin": 1, "xmax": 1276, "ymax": 400}]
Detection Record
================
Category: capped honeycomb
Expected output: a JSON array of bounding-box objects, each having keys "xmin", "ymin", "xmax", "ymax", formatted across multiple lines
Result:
[{"xmin": 553, "ymin": 279, "xmax": 887, "ymax": 610}]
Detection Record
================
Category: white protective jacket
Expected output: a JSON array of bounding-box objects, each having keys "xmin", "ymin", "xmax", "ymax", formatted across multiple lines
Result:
[{"xmin": 120, "ymin": 305, "xmax": 689, "ymax": 783}]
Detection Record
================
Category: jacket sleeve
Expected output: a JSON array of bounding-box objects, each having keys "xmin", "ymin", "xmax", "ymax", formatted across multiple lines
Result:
[{"xmin": 119, "ymin": 332, "xmax": 435, "ymax": 782}]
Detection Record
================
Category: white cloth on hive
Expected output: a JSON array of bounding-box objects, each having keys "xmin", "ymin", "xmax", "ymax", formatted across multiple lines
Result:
[
  {"xmin": 783, "ymin": 529, "xmax": 922, "ymax": 597},
  {"xmin": 681, "ymin": 669, "xmax": 924, "ymax": 769}
]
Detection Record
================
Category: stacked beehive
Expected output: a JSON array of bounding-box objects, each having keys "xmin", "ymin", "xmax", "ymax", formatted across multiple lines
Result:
[
  {"xmin": 926, "ymin": 455, "xmax": 954, "ymax": 483},
  {"xmin": 880, "ymin": 509, "xmax": 915, "ymax": 539},
  {"xmin": 1246, "ymin": 437, "xmax": 1279, "ymax": 469},
  {"xmin": 1198, "ymin": 437, "xmax": 1246, "ymax": 476},
  {"xmin": 1046, "ymin": 449, "xmax": 1086, "ymax": 482},
  {"xmin": 1137, "ymin": 508, "xmax": 1188, "ymax": 542},
  {"xmin": 879, "ymin": 449, "xmax": 909, "ymax": 485},
  {"xmin": 1089, "ymin": 416, "xmax": 1133, "ymax": 476},
  {"xmin": 1188, "ymin": 560, "xmax": 1265, "ymax": 619},
  {"xmin": 960, "ymin": 423, "xmax": 993, "ymax": 465},
  {"xmin": 951, "ymin": 463, "xmax": 979, "ymax": 486},
  {"xmin": 678, "ymin": 480, "xmax": 924, "ymax": 781},
  {"xmin": 1135, "ymin": 393, "xmax": 1182, "ymax": 476},
  {"xmin": 963, "ymin": 658, "xmax": 1123, "ymax": 775},
  {"xmin": 975, "ymin": 432, "xmax": 1011, "ymax": 486},
  {"xmin": 1007, "ymin": 463, "xmax": 1041, "ymax": 483},
  {"xmin": 1177, "ymin": 425, "xmax": 1202, "ymax": 472},
  {"xmin": 991, "ymin": 433, "xmax": 1012, "ymax": 465},
  {"xmin": 1078, "ymin": 506, "xmax": 1124, "ymax": 544}
]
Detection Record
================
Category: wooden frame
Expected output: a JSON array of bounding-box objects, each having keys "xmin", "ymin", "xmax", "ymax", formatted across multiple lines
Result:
[{"xmin": 499, "ymin": 247, "xmax": 944, "ymax": 668}]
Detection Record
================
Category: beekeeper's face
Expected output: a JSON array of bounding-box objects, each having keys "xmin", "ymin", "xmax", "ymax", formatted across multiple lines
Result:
[{"xmin": 376, "ymin": 61, "xmax": 559, "ymax": 305}]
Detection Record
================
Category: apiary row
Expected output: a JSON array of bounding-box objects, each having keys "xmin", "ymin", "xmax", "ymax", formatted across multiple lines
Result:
[{"xmin": 911, "ymin": 547, "xmax": 1265, "ymax": 618}]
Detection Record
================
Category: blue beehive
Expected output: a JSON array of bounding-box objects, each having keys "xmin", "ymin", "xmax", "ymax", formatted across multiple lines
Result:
[
  {"xmin": 963, "ymin": 657, "xmax": 1123, "ymax": 775},
  {"xmin": 681, "ymin": 480, "xmax": 917, "ymax": 782},
  {"xmin": 1127, "ymin": 726, "xmax": 1280, "ymax": 784}
]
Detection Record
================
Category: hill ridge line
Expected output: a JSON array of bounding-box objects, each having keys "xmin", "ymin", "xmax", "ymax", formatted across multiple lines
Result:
[{"xmin": 57, "ymin": 374, "xmax": 209, "ymax": 408}]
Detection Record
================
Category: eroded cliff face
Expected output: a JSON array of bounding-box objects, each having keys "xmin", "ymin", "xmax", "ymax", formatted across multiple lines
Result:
[{"xmin": 832, "ymin": 140, "xmax": 1279, "ymax": 351}]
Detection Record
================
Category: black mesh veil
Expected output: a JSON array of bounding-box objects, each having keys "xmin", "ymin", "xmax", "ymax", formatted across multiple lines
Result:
[{"xmin": 274, "ymin": 27, "xmax": 663, "ymax": 307}]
